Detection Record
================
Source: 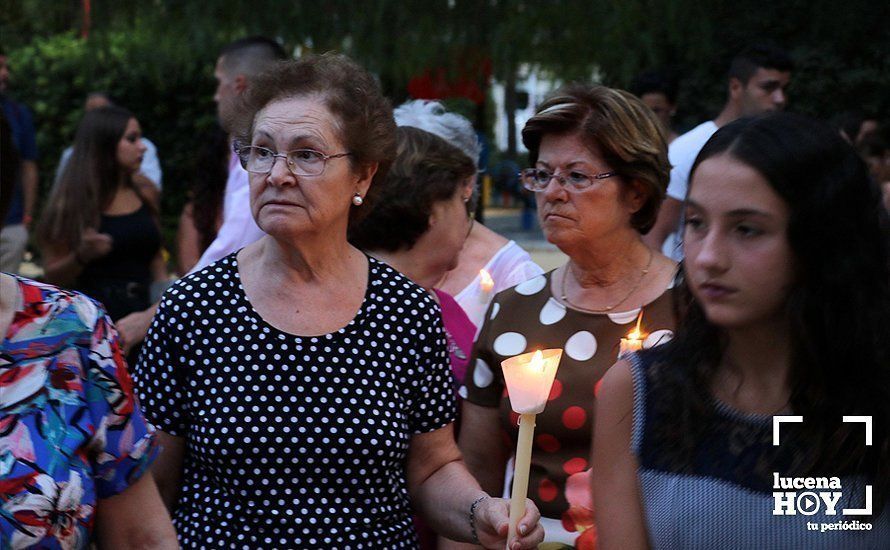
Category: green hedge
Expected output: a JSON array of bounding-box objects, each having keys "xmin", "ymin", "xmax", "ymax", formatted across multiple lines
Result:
[{"xmin": 7, "ymin": 31, "xmax": 222, "ymax": 250}]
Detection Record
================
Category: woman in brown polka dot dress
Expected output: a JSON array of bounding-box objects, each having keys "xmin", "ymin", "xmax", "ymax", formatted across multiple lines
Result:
[{"xmin": 458, "ymin": 84, "xmax": 676, "ymax": 548}]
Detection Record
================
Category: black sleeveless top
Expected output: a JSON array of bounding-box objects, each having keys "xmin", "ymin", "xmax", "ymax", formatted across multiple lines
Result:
[{"xmin": 75, "ymin": 202, "xmax": 161, "ymax": 320}]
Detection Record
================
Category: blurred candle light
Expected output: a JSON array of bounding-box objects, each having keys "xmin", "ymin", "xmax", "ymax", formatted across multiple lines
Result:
[
  {"xmin": 619, "ymin": 310, "xmax": 646, "ymax": 358},
  {"xmin": 501, "ymin": 348, "xmax": 563, "ymax": 547},
  {"xmin": 479, "ymin": 269, "xmax": 495, "ymax": 303}
]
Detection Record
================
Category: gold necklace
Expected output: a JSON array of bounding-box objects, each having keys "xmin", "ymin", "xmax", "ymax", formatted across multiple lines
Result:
[{"xmin": 560, "ymin": 248, "xmax": 654, "ymax": 314}]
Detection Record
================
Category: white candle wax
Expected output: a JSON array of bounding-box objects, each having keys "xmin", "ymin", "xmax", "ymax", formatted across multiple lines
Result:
[
  {"xmin": 507, "ymin": 413, "xmax": 536, "ymax": 547},
  {"xmin": 618, "ymin": 310, "xmax": 646, "ymax": 359},
  {"xmin": 500, "ymin": 349, "xmax": 563, "ymax": 548},
  {"xmin": 479, "ymin": 269, "xmax": 494, "ymax": 303}
]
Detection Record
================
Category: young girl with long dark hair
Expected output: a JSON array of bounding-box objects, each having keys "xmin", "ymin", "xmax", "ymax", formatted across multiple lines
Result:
[
  {"xmin": 593, "ymin": 112, "xmax": 889, "ymax": 548},
  {"xmin": 38, "ymin": 105, "xmax": 162, "ymax": 325}
]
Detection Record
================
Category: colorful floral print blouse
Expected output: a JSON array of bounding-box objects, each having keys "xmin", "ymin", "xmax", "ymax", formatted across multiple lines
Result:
[{"xmin": 1, "ymin": 275, "xmax": 157, "ymax": 549}]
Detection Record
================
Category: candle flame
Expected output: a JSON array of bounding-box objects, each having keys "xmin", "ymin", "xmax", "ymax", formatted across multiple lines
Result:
[
  {"xmin": 529, "ymin": 349, "xmax": 545, "ymax": 372},
  {"xmin": 480, "ymin": 269, "xmax": 494, "ymax": 292},
  {"xmin": 627, "ymin": 311, "xmax": 645, "ymax": 340}
]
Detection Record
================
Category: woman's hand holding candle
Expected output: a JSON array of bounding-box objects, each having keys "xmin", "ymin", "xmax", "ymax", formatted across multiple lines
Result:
[{"xmin": 470, "ymin": 496, "xmax": 544, "ymax": 549}]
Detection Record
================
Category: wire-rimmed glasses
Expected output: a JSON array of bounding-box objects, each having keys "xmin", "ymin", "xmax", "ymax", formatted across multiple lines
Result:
[
  {"xmin": 520, "ymin": 168, "xmax": 617, "ymax": 192},
  {"xmin": 237, "ymin": 145, "xmax": 352, "ymax": 177}
]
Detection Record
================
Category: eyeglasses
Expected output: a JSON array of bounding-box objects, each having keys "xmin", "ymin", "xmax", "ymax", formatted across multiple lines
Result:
[
  {"xmin": 237, "ymin": 145, "xmax": 352, "ymax": 177},
  {"xmin": 520, "ymin": 167, "xmax": 617, "ymax": 192}
]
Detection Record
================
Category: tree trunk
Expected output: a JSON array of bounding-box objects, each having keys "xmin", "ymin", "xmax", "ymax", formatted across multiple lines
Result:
[
  {"xmin": 505, "ymin": 61, "xmax": 518, "ymax": 160},
  {"xmin": 81, "ymin": 0, "xmax": 91, "ymax": 39}
]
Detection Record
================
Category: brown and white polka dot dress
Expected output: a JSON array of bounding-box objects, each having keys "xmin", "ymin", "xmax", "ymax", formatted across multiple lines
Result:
[{"xmin": 462, "ymin": 270, "xmax": 676, "ymax": 546}]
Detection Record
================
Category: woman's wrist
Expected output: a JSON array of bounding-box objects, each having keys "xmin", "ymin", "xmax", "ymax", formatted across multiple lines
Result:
[{"xmin": 468, "ymin": 493, "xmax": 490, "ymax": 544}]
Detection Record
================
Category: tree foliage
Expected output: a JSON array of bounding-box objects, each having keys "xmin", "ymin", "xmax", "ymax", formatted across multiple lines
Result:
[
  {"xmin": 2, "ymin": 0, "xmax": 888, "ymax": 244},
  {"xmin": 586, "ymin": 0, "xmax": 890, "ymax": 129}
]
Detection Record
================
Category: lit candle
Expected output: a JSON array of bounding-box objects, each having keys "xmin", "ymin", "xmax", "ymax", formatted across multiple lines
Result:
[
  {"xmin": 501, "ymin": 348, "xmax": 563, "ymax": 547},
  {"xmin": 479, "ymin": 269, "xmax": 495, "ymax": 303},
  {"xmin": 618, "ymin": 310, "xmax": 646, "ymax": 358}
]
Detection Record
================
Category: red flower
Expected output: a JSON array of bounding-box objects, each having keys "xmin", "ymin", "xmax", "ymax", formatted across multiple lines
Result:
[
  {"xmin": 575, "ymin": 525, "xmax": 598, "ymax": 550},
  {"xmin": 0, "ymin": 472, "xmax": 39, "ymax": 500}
]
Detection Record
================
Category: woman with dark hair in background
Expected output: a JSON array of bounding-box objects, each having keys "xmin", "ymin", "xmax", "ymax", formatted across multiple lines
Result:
[
  {"xmin": 1, "ymin": 109, "xmax": 177, "ymax": 550},
  {"xmin": 350, "ymin": 101, "xmax": 478, "ymax": 394},
  {"xmin": 593, "ymin": 113, "xmax": 890, "ymax": 548},
  {"xmin": 175, "ymin": 124, "xmax": 229, "ymax": 274},
  {"xmin": 37, "ymin": 105, "xmax": 164, "ymax": 352}
]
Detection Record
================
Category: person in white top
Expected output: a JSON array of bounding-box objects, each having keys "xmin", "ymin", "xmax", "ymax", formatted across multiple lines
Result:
[
  {"xmin": 392, "ymin": 100, "xmax": 543, "ymax": 328},
  {"xmin": 644, "ymin": 44, "xmax": 793, "ymax": 260},
  {"xmin": 443, "ymin": 234, "xmax": 543, "ymax": 330},
  {"xmin": 188, "ymin": 37, "xmax": 289, "ymax": 272},
  {"xmin": 112, "ymin": 36, "xmax": 286, "ymax": 353},
  {"xmin": 187, "ymin": 149, "xmax": 261, "ymax": 271}
]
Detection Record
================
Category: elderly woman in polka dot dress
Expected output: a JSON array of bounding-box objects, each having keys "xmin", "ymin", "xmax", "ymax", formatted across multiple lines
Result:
[
  {"xmin": 457, "ymin": 84, "xmax": 677, "ymax": 548},
  {"xmin": 134, "ymin": 54, "xmax": 543, "ymax": 549}
]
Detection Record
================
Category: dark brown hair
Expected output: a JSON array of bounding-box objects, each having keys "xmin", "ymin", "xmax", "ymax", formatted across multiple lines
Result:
[
  {"xmin": 728, "ymin": 43, "xmax": 794, "ymax": 85},
  {"xmin": 38, "ymin": 106, "xmax": 154, "ymax": 250},
  {"xmin": 522, "ymin": 83, "xmax": 670, "ymax": 234},
  {"xmin": 190, "ymin": 124, "xmax": 229, "ymax": 253},
  {"xmin": 655, "ymin": 113, "xmax": 889, "ymax": 512},
  {"xmin": 349, "ymin": 126, "xmax": 475, "ymax": 251},
  {"xmin": 236, "ymin": 53, "xmax": 397, "ymax": 224}
]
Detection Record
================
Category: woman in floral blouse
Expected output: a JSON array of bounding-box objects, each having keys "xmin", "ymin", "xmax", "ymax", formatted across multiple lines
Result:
[
  {"xmin": 0, "ymin": 270, "xmax": 176, "ymax": 546},
  {"xmin": 3, "ymin": 112, "xmax": 174, "ymax": 547}
]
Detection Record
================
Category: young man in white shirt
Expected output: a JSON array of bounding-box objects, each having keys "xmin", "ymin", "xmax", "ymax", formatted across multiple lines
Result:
[{"xmin": 643, "ymin": 44, "xmax": 793, "ymax": 260}]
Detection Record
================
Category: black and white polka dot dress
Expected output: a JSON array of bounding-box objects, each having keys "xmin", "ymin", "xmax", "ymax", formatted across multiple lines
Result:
[{"xmin": 135, "ymin": 253, "xmax": 456, "ymax": 549}]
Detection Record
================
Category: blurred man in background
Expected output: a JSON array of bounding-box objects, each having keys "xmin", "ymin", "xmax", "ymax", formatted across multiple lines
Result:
[
  {"xmin": 0, "ymin": 49, "xmax": 39, "ymax": 274},
  {"xmin": 644, "ymin": 44, "xmax": 793, "ymax": 259}
]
